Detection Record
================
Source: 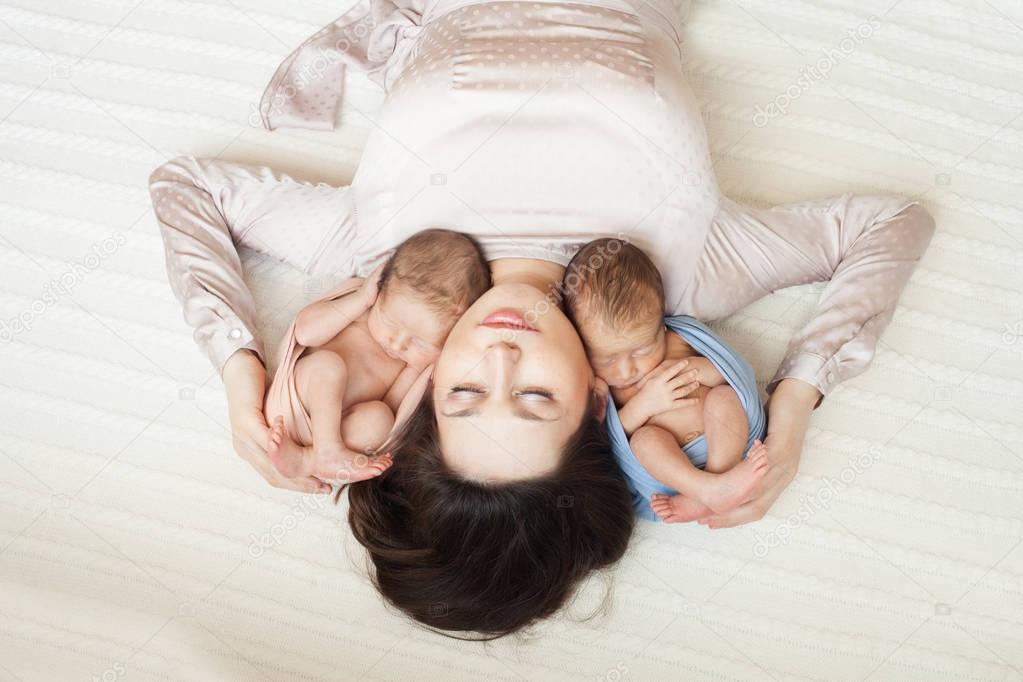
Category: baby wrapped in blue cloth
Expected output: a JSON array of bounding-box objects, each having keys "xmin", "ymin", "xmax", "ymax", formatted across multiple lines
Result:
[{"xmin": 565, "ymin": 240, "xmax": 769, "ymax": 523}]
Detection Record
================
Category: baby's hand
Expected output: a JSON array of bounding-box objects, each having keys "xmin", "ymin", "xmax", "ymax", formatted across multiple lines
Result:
[
  {"xmin": 630, "ymin": 359, "xmax": 701, "ymax": 421},
  {"xmin": 359, "ymin": 263, "xmax": 385, "ymax": 305}
]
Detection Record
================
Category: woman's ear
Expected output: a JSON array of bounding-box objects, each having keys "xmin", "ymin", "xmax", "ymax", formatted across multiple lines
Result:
[{"xmin": 592, "ymin": 378, "xmax": 609, "ymax": 424}]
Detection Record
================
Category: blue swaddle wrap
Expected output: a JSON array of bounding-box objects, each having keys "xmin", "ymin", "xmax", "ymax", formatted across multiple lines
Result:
[{"xmin": 606, "ymin": 315, "xmax": 767, "ymax": 521}]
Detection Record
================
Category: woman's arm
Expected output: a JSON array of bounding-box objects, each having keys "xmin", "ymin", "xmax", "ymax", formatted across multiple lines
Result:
[
  {"xmin": 670, "ymin": 196, "xmax": 936, "ymax": 526},
  {"xmin": 150, "ymin": 156, "xmax": 356, "ymax": 372},
  {"xmin": 697, "ymin": 377, "xmax": 818, "ymax": 527},
  {"xmin": 150, "ymin": 157, "xmax": 356, "ymax": 488}
]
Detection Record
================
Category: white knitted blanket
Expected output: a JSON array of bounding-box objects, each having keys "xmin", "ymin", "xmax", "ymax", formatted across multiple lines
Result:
[{"xmin": 1, "ymin": 1, "xmax": 1021, "ymax": 679}]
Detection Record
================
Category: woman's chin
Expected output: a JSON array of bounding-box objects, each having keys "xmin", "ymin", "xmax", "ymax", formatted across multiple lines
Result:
[{"xmin": 479, "ymin": 281, "xmax": 550, "ymax": 307}]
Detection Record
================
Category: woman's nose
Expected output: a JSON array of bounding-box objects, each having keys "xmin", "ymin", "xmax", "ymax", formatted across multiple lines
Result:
[{"xmin": 486, "ymin": 341, "xmax": 521, "ymax": 366}]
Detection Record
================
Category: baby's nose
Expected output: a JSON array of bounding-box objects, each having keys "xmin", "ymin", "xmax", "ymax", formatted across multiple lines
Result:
[{"xmin": 617, "ymin": 359, "xmax": 635, "ymax": 381}]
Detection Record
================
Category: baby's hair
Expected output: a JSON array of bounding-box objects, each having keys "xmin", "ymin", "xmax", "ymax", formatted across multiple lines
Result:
[
  {"xmin": 378, "ymin": 229, "xmax": 491, "ymax": 317},
  {"xmin": 564, "ymin": 238, "xmax": 665, "ymax": 332}
]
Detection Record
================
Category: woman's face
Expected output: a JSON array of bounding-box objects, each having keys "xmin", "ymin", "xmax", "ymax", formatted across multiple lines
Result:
[{"xmin": 432, "ymin": 283, "xmax": 595, "ymax": 482}]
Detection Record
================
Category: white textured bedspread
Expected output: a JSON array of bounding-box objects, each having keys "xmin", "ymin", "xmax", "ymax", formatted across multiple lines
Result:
[{"xmin": 1, "ymin": 1, "xmax": 1021, "ymax": 680}]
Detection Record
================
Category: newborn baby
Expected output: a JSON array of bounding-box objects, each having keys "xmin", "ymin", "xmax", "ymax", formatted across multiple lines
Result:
[
  {"xmin": 565, "ymin": 239, "xmax": 769, "ymax": 522},
  {"xmin": 266, "ymin": 229, "xmax": 490, "ymax": 482}
]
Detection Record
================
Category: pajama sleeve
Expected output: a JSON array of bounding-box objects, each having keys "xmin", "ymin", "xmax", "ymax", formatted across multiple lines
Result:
[
  {"xmin": 672, "ymin": 195, "xmax": 936, "ymax": 409},
  {"xmin": 149, "ymin": 157, "xmax": 356, "ymax": 373}
]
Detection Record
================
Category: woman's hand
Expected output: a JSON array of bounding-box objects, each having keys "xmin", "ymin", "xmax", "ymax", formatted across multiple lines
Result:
[
  {"xmin": 697, "ymin": 378, "xmax": 820, "ymax": 528},
  {"xmin": 223, "ymin": 350, "xmax": 331, "ymax": 494}
]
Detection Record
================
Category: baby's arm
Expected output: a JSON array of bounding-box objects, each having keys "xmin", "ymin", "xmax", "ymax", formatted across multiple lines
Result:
[
  {"xmin": 294, "ymin": 272, "xmax": 379, "ymax": 347},
  {"xmin": 382, "ymin": 366, "xmax": 422, "ymax": 413},
  {"xmin": 686, "ymin": 356, "xmax": 726, "ymax": 387},
  {"xmin": 617, "ymin": 360, "xmax": 700, "ymax": 435}
]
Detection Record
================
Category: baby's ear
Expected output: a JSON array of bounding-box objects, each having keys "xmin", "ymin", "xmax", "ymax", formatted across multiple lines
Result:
[{"xmin": 592, "ymin": 378, "xmax": 610, "ymax": 424}]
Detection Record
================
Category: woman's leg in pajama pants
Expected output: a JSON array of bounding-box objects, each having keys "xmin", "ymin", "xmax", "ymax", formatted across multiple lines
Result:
[{"xmin": 675, "ymin": 194, "xmax": 936, "ymax": 526}]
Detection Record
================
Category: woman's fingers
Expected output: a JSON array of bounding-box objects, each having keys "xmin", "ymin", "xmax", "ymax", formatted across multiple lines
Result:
[
  {"xmin": 250, "ymin": 453, "xmax": 323, "ymax": 493},
  {"xmin": 698, "ymin": 501, "xmax": 763, "ymax": 529},
  {"xmin": 232, "ymin": 408, "xmax": 330, "ymax": 494}
]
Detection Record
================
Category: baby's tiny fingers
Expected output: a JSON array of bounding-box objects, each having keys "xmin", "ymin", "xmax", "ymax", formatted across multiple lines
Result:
[
  {"xmin": 673, "ymin": 382, "xmax": 700, "ymax": 395},
  {"xmin": 668, "ymin": 371, "xmax": 698, "ymax": 388}
]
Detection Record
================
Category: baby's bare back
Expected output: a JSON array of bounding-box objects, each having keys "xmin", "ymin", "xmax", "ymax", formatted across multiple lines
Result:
[{"xmin": 314, "ymin": 314, "xmax": 408, "ymax": 408}]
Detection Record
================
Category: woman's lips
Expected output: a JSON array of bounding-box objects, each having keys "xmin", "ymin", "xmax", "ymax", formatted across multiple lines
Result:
[{"xmin": 480, "ymin": 309, "xmax": 537, "ymax": 332}]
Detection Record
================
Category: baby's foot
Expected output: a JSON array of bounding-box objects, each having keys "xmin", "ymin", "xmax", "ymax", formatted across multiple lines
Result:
[
  {"xmin": 651, "ymin": 494, "xmax": 713, "ymax": 523},
  {"xmin": 698, "ymin": 440, "xmax": 769, "ymax": 514},
  {"xmin": 267, "ymin": 416, "xmax": 314, "ymax": 478}
]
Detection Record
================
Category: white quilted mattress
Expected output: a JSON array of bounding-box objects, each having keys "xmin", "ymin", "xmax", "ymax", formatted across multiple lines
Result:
[{"xmin": 1, "ymin": 1, "xmax": 1021, "ymax": 680}]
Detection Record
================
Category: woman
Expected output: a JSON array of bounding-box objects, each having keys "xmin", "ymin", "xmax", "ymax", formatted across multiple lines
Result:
[{"xmin": 150, "ymin": 0, "xmax": 935, "ymax": 636}]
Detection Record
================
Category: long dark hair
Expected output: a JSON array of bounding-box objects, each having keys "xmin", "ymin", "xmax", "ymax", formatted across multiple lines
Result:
[{"xmin": 346, "ymin": 393, "xmax": 635, "ymax": 639}]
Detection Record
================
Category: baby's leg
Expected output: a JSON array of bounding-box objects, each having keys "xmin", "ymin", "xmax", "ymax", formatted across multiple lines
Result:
[
  {"xmin": 651, "ymin": 437, "xmax": 769, "ymax": 523},
  {"xmin": 341, "ymin": 400, "xmax": 394, "ymax": 454},
  {"xmin": 632, "ymin": 423, "xmax": 767, "ymax": 519},
  {"xmin": 632, "ymin": 425, "xmax": 714, "ymax": 522},
  {"xmin": 268, "ymin": 350, "xmax": 390, "ymax": 483},
  {"xmin": 702, "ymin": 385, "xmax": 749, "ymax": 474}
]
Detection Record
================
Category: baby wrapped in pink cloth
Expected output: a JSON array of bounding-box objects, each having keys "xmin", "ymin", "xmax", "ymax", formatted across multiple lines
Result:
[{"xmin": 264, "ymin": 230, "xmax": 491, "ymax": 483}]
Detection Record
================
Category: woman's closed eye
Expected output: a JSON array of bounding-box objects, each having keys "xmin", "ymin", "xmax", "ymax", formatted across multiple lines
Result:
[
  {"xmin": 515, "ymin": 388, "xmax": 553, "ymax": 401},
  {"xmin": 443, "ymin": 385, "xmax": 561, "ymax": 421},
  {"xmin": 450, "ymin": 385, "xmax": 486, "ymax": 399}
]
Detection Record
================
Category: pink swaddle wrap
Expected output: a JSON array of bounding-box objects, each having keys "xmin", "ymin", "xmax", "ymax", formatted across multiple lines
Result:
[{"xmin": 264, "ymin": 277, "xmax": 432, "ymax": 448}]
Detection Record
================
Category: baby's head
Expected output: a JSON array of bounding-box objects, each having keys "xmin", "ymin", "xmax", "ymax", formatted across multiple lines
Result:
[
  {"xmin": 368, "ymin": 229, "xmax": 491, "ymax": 369},
  {"xmin": 564, "ymin": 239, "xmax": 667, "ymax": 389}
]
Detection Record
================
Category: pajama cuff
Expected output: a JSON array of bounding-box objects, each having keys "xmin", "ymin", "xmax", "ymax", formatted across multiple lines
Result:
[
  {"xmin": 766, "ymin": 351, "xmax": 840, "ymax": 410},
  {"xmin": 208, "ymin": 322, "xmax": 265, "ymax": 377}
]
